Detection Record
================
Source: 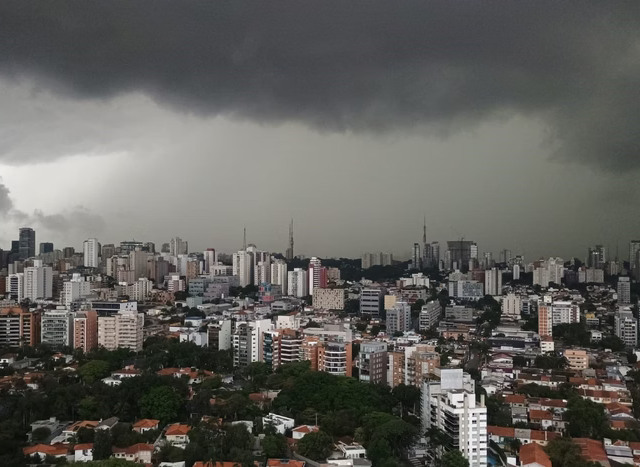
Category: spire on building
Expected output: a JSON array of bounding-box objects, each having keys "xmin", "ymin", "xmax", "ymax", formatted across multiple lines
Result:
[
  {"xmin": 243, "ymin": 227, "xmax": 247, "ymax": 251},
  {"xmin": 286, "ymin": 218, "xmax": 294, "ymax": 261}
]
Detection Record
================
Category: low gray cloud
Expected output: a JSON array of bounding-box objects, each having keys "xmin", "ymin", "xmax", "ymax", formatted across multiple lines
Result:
[
  {"xmin": 0, "ymin": 180, "xmax": 13, "ymax": 214},
  {"xmin": 0, "ymin": 181, "xmax": 105, "ymax": 246},
  {"xmin": 0, "ymin": 2, "xmax": 638, "ymax": 170}
]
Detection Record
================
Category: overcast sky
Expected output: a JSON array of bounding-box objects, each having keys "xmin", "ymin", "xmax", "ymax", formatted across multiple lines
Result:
[{"xmin": 0, "ymin": 2, "xmax": 639, "ymax": 261}]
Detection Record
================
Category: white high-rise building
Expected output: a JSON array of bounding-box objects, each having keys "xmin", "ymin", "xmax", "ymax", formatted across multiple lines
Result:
[
  {"xmin": 422, "ymin": 369, "xmax": 487, "ymax": 467},
  {"xmin": 308, "ymin": 257, "xmax": 322, "ymax": 296},
  {"xmin": 386, "ymin": 302, "xmax": 411, "ymax": 335},
  {"xmin": 512, "ymin": 264, "xmax": 521, "ymax": 280},
  {"xmin": 484, "ymin": 267, "xmax": 502, "ymax": 296},
  {"xmin": 615, "ymin": 307, "xmax": 637, "ymax": 348},
  {"xmin": 62, "ymin": 273, "xmax": 92, "ymax": 306},
  {"xmin": 288, "ymin": 268, "xmax": 308, "ymax": 298},
  {"xmin": 270, "ymin": 260, "xmax": 288, "ymax": 296},
  {"xmin": 6, "ymin": 273, "xmax": 24, "ymax": 302},
  {"xmin": 83, "ymin": 238, "xmax": 100, "ymax": 268},
  {"xmin": 233, "ymin": 250, "xmax": 254, "ymax": 287},
  {"xmin": 24, "ymin": 260, "xmax": 53, "ymax": 301},
  {"xmin": 501, "ymin": 293, "xmax": 521, "ymax": 319}
]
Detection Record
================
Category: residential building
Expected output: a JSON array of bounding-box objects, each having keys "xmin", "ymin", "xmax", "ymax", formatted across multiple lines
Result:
[
  {"xmin": 270, "ymin": 259, "xmax": 288, "ymax": 296},
  {"xmin": 312, "ymin": 287, "xmax": 346, "ymax": 310},
  {"xmin": 551, "ymin": 301, "xmax": 580, "ymax": 325},
  {"xmin": 501, "ymin": 293, "xmax": 521, "ymax": 319},
  {"xmin": 83, "ymin": 238, "xmax": 100, "ymax": 268},
  {"xmin": 618, "ymin": 277, "xmax": 631, "ymax": 305},
  {"xmin": 98, "ymin": 310, "xmax": 144, "ymax": 351},
  {"xmin": 0, "ymin": 307, "xmax": 41, "ymax": 346},
  {"xmin": 41, "ymin": 309, "xmax": 74, "ymax": 348},
  {"xmin": 232, "ymin": 319, "xmax": 273, "ymax": 367},
  {"xmin": 7, "ymin": 272, "xmax": 24, "ymax": 302},
  {"xmin": 24, "ymin": 260, "xmax": 53, "ymax": 301},
  {"xmin": 73, "ymin": 310, "xmax": 98, "ymax": 353},
  {"xmin": 308, "ymin": 257, "xmax": 327, "ymax": 296},
  {"xmin": 62, "ymin": 274, "xmax": 92, "ymax": 306},
  {"xmin": 361, "ymin": 252, "xmax": 393, "ymax": 269},
  {"xmin": 387, "ymin": 301, "xmax": 411, "ymax": 335},
  {"xmin": 169, "ymin": 237, "xmax": 188, "ymax": 256},
  {"xmin": 564, "ymin": 349, "xmax": 588, "ymax": 370},
  {"xmin": 419, "ymin": 301, "xmax": 442, "ymax": 331},
  {"xmin": 287, "ymin": 268, "xmax": 308, "ymax": 298},
  {"xmin": 207, "ymin": 319, "xmax": 232, "ymax": 351},
  {"xmin": 318, "ymin": 340, "xmax": 352, "ymax": 377},
  {"xmin": 360, "ymin": 287, "xmax": 385, "ymax": 317},
  {"xmin": 359, "ymin": 341, "xmax": 387, "ymax": 385},
  {"xmin": 538, "ymin": 302, "xmax": 552, "ymax": 338},
  {"xmin": 615, "ymin": 308, "xmax": 637, "ymax": 348},
  {"xmin": 484, "ymin": 267, "xmax": 503, "ymax": 296},
  {"xmin": 421, "ymin": 369, "xmax": 487, "ymax": 467},
  {"xmin": 387, "ymin": 351, "xmax": 405, "ymax": 388}
]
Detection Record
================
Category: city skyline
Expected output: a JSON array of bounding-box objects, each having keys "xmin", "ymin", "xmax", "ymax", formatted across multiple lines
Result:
[{"xmin": 1, "ymin": 3, "xmax": 640, "ymax": 261}]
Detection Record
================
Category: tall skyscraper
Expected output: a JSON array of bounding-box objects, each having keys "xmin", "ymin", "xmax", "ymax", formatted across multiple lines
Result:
[
  {"xmin": 18, "ymin": 227, "xmax": 36, "ymax": 260},
  {"xmin": 169, "ymin": 237, "xmax": 188, "ymax": 256},
  {"xmin": 630, "ymin": 241, "xmax": 640, "ymax": 280},
  {"xmin": 204, "ymin": 248, "xmax": 216, "ymax": 274},
  {"xmin": 39, "ymin": 243, "xmax": 54, "ymax": 255},
  {"xmin": 83, "ymin": 238, "xmax": 100, "ymax": 268},
  {"xmin": 285, "ymin": 219, "xmax": 294, "ymax": 261},
  {"xmin": 412, "ymin": 243, "xmax": 422, "ymax": 270},
  {"xmin": 587, "ymin": 245, "xmax": 606, "ymax": 269},
  {"xmin": 446, "ymin": 240, "xmax": 476, "ymax": 270},
  {"xmin": 617, "ymin": 277, "xmax": 631, "ymax": 305}
]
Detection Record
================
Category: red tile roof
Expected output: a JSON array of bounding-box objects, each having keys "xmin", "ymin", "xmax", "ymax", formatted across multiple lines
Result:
[
  {"xmin": 267, "ymin": 460, "xmax": 305, "ymax": 467},
  {"xmin": 23, "ymin": 444, "xmax": 68, "ymax": 456},
  {"xmin": 488, "ymin": 426, "xmax": 515, "ymax": 438},
  {"xmin": 133, "ymin": 419, "xmax": 160, "ymax": 429},
  {"xmin": 74, "ymin": 443, "xmax": 94, "ymax": 451},
  {"xmin": 573, "ymin": 438, "xmax": 609, "ymax": 464},
  {"xmin": 520, "ymin": 442, "xmax": 551, "ymax": 467},
  {"xmin": 505, "ymin": 394, "xmax": 526, "ymax": 404},
  {"xmin": 529, "ymin": 410, "xmax": 553, "ymax": 421},
  {"xmin": 166, "ymin": 424, "xmax": 191, "ymax": 436},
  {"xmin": 113, "ymin": 443, "xmax": 154, "ymax": 455}
]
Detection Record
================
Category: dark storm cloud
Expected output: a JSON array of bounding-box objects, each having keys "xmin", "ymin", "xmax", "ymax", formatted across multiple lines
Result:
[{"xmin": 0, "ymin": 1, "xmax": 639, "ymax": 170}]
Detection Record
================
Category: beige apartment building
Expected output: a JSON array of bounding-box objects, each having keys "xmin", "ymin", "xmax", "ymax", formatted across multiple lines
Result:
[
  {"xmin": 312, "ymin": 288, "xmax": 346, "ymax": 310},
  {"xmin": 564, "ymin": 349, "xmax": 589, "ymax": 370},
  {"xmin": 98, "ymin": 311, "xmax": 144, "ymax": 351}
]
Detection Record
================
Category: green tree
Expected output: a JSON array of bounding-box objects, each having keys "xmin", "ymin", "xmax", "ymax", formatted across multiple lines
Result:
[
  {"xmin": 544, "ymin": 437, "xmax": 588, "ymax": 467},
  {"xmin": 440, "ymin": 450, "xmax": 469, "ymax": 467},
  {"xmin": 262, "ymin": 432, "xmax": 288, "ymax": 458},
  {"xmin": 31, "ymin": 427, "xmax": 51, "ymax": 443},
  {"xmin": 297, "ymin": 431, "xmax": 333, "ymax": 461},
  {"xmin": 566, "ymin": 398, "xmax": 608, "ymax": 438},
  {"xmin": 392, "ymin": 384, "xmax": 421, "ymax": 416},
  {"xmin": 78, "ymin": 360, "xmax": 110, "ymax": 384},
  {"xmin": 140, "ymin": 386, "xmax": 183, "ymax": 424},
  {"xmin": 93, "ymin": 429, "xmax": 112, "ymax": 460}
]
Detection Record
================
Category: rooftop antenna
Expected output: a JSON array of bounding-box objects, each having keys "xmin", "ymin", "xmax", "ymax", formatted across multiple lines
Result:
[{"xmin": 243, "ymin": 227, "xmax": 247, "ymax": 250}]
